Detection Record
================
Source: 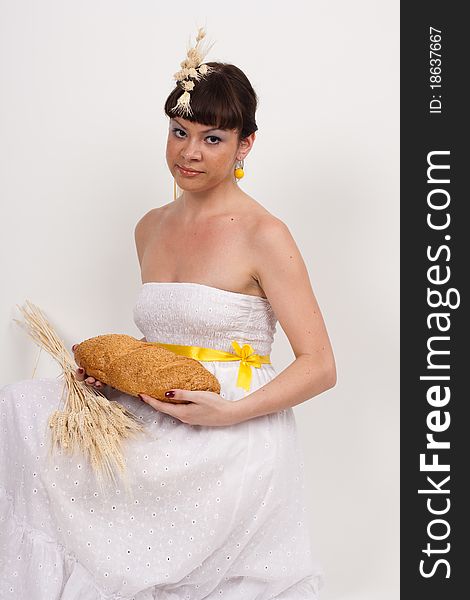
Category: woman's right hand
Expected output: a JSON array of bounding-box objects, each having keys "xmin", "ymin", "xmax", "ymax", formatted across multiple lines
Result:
[{"xmin": 72, "ymin": 343, "xmax": 106, "ymax": 390}]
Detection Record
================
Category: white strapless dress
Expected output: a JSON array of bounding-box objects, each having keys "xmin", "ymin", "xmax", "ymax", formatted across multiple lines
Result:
[{"xmin": 0, "ymin": 282, "xmax": 325, "ymax": 599}]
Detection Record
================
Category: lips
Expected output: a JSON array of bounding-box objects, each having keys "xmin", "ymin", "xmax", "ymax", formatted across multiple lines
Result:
[{"xmin": 176, "ymin": 164, "xmax": 203, "ymax": 174}]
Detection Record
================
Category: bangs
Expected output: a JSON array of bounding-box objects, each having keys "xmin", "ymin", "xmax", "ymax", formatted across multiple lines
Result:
[{"xmin": 164, "ymin": 63, "xmax": 244, "ymax": 133}]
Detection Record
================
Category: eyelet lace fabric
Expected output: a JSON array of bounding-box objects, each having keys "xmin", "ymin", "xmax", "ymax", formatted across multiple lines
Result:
[
  {"xmin": 0, "ymin": 283, "xmax": 325, "ymax": 599},
  {"xmin": 133, "ymin": 282, "xmax": 278, "ymax": 356}
]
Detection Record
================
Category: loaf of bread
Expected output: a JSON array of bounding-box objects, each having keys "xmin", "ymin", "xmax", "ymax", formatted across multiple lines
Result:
[{"xmin": 74, "ymin": 334, "xmax": 220, "ymax": 403}]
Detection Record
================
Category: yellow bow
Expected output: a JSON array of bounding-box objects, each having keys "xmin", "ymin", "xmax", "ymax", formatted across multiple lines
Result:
[
  {"xmin": 151, "ymin": 340, "xmax": 271, "ymax": 391},
  {"xmin": 230, "ymin": 341, "xmax": 264, "ymax": 391}
]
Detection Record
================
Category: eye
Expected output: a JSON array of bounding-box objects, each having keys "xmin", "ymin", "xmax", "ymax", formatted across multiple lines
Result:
[
  {"xmin": 172, "ymin": 127, "xmax": 186, "ymax": 138},
  {"xmin": 206, "ymin": 135, "xmax": 221, "ymax": 145}
]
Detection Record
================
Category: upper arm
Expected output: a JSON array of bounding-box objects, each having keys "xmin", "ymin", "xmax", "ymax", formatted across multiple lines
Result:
[{"xmin": 253, "ymin": 217, "xmax": 336, "ymax": 379}]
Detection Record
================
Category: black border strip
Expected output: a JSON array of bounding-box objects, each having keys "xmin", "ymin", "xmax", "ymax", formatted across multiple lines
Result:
[{"xmin": 401, "ymin": 3, "xmax": 467, "ymax": 597}]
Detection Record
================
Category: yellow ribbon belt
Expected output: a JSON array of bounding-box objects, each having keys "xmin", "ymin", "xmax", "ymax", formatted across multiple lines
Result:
[{"xmin": 152, "ymin": 340, "xmax": 271, "ymax": 392}]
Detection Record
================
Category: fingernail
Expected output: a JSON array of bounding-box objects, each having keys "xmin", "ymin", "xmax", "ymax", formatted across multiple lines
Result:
[
  {"xmin": 165, "ymin": 390, "xmax": 175, "ymax": 398},
  {"xmin": 78, "ymin": 368, "xmax": 84, "ymax": 374}
]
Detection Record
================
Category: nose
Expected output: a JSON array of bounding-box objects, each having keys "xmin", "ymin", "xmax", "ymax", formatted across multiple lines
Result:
[{"xmin": 181, "ymin": 139, "xmax": 202, "ymax": 161}]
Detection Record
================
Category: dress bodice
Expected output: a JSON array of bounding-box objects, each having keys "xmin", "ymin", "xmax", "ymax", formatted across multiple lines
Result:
[{"xmin": 133, "ymin": 281, "xmax": 278, "ymax": 356}]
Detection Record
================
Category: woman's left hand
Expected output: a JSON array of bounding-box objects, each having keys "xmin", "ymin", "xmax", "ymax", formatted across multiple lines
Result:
[{"xmin": 137, "ymin": 390, "xmax": 241, "ymax": 427}]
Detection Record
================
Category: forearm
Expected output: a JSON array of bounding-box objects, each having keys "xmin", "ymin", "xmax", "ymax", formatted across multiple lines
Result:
[{"xmin": 232, "ymin": 354, "xmax": 336, "ymax": 422}]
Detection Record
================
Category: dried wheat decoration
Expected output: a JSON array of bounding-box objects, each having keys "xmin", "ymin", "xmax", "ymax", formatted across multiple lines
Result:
[
  {"xmin": 170, "ymin": 26, "xmax": 215, "ymax": 117},
  {"xmin": 14, "ymin": 300, "xmax": 147, "ymax": 493}
]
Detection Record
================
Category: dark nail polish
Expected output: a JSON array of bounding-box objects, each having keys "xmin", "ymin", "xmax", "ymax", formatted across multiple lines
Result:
[{"xmin": 165, "ymin": 390, "xmax": 175, "ymax": 398}]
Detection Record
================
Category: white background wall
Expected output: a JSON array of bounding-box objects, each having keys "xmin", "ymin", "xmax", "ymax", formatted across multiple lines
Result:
[{"xmin": 0, "ymin": 1, "xmax": 399, "ymax": 598}]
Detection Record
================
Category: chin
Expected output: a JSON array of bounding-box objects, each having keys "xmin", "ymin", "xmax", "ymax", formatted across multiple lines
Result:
[
  {"xmin": 175, "ymin": 181, "xmax": 202, "ymax": 192},
  {"xmin": 175, "ymin": 175, "xmax": 209, "ymax": 189}
]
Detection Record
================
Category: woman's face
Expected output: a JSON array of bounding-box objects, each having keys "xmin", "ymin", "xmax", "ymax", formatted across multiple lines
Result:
[{"xmin": 166, "ymin": 117, "xmax": 251, "ymax": 192}]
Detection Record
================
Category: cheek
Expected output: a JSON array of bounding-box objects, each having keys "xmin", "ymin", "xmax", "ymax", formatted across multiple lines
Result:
[
  {"xmin": 166, "ymin": 134, "xmax": 183, "ymax": 154},
  {"xmin": 209, "ymin": 149, "xmax": 235, "ymax": 171},
  {"xmin": 166, "ymin": 139, "xmax": 175, "ymax": 157},
  {"xmin": 165, "ymin": 142, "xmax": 178, "ymax": 174}
]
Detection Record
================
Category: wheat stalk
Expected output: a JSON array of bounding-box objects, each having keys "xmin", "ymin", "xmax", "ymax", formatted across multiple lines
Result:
[{"xmin": 14, "ymin": 300, "xmax": 146, "ymax": 493}]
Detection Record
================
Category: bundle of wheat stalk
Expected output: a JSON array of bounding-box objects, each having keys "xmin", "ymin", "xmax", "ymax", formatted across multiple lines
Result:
[{"xmin": 14, "ymin": 300, "xmax": 146, "ymax": 492}]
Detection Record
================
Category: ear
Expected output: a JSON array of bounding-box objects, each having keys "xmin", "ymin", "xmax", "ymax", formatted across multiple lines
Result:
[{"xmin": 237, "ymin": 132, "xmax": 256, "ymax": 161}]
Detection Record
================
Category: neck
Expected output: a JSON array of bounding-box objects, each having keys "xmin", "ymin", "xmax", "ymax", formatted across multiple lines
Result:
[{"xmin": 177, "ymin": 176, "xmax": 243, "ymax": 218}]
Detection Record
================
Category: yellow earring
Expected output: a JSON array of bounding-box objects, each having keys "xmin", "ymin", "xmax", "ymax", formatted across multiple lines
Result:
[{"xmin": 234, "ymin": 159, "xmax": 245, "ymax": 180}]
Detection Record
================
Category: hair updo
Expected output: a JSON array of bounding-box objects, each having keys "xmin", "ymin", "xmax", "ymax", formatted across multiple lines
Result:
[{"xmin": 164, "ymin": 62, "xmax": 258, "ymax": 140}]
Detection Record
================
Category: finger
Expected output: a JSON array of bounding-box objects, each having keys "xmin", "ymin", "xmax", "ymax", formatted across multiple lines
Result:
[
  {"xmin": 72, "ymin": 344, "xmax": 78, "ymax": 352},
  {"xmin": 75, "ymin": 368, "xmax": 85, "ymax": 381},
  {"xmin": 73, "ymin": 350, "xmax": 82, "ymax": 369},
  {"xmin": 85, "ymin": 377, "xmax": 96, "ymax": 384},
  {"xmin": 138, "ymin": 394, "xmax": 178, "ymax": 415},
  {"xmin": 94, "ymin": 381, "xmax": 104, "ymax": 388},
  {"xmin": 164, "ymin": 389, "xmax": 193, "ymax": 403}
]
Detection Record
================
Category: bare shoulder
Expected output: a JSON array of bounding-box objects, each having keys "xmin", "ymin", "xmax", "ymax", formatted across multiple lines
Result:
[
  {"xmin": 134, "ymin": 205, "xmax": 172, "ymax": 239},
  {"xmin": 135, "ymin": 205, "xmax": 166, "ymax": 229},
  {"xmin": 236, "ymin": 193, "xmax": 294, "ymax": 248},
  {"xmin": 243, "ymin": 199, "xmax": 293, "ymax": 248},
  {"xmin": 236, "ymin": 194, "xmax": 286, "ymax": 233},
  {"xmin": 255, "ymin": 212, "xmax": 290, "ymax": 238},
  {"xmin": 245, "ymin": 204, "xmax": 305, "ymax": 289},
  {"xmin": 134, "ymin": 205, "xmax": 172, "ymax": 267}
]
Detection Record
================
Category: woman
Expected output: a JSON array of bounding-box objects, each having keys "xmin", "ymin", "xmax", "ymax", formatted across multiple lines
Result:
[{"xmin": 0, "ymin": 32, "xmax": 336, "ymax": 599}]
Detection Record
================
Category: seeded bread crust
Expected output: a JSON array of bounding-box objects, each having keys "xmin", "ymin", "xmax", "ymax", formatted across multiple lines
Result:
[{"xmin": 74, "ymin": 334, "xmax": 221, "ymax": 403}]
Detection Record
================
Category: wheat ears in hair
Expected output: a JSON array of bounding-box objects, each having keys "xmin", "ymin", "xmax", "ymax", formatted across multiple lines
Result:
[{"xmin": 171, "ymin": 27, "xmax": 215, "ymax": 118}]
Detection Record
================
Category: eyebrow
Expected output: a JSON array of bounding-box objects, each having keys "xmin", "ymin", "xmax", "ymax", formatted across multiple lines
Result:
[{"xmin": 172, "ymin": 118, "xmax": 223, "ymax": 133}]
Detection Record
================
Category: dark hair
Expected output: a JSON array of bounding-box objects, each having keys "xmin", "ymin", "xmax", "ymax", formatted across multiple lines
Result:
[{"xmin": 164, "ymin": 62, "xmax": 258, "ymax": 140}]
